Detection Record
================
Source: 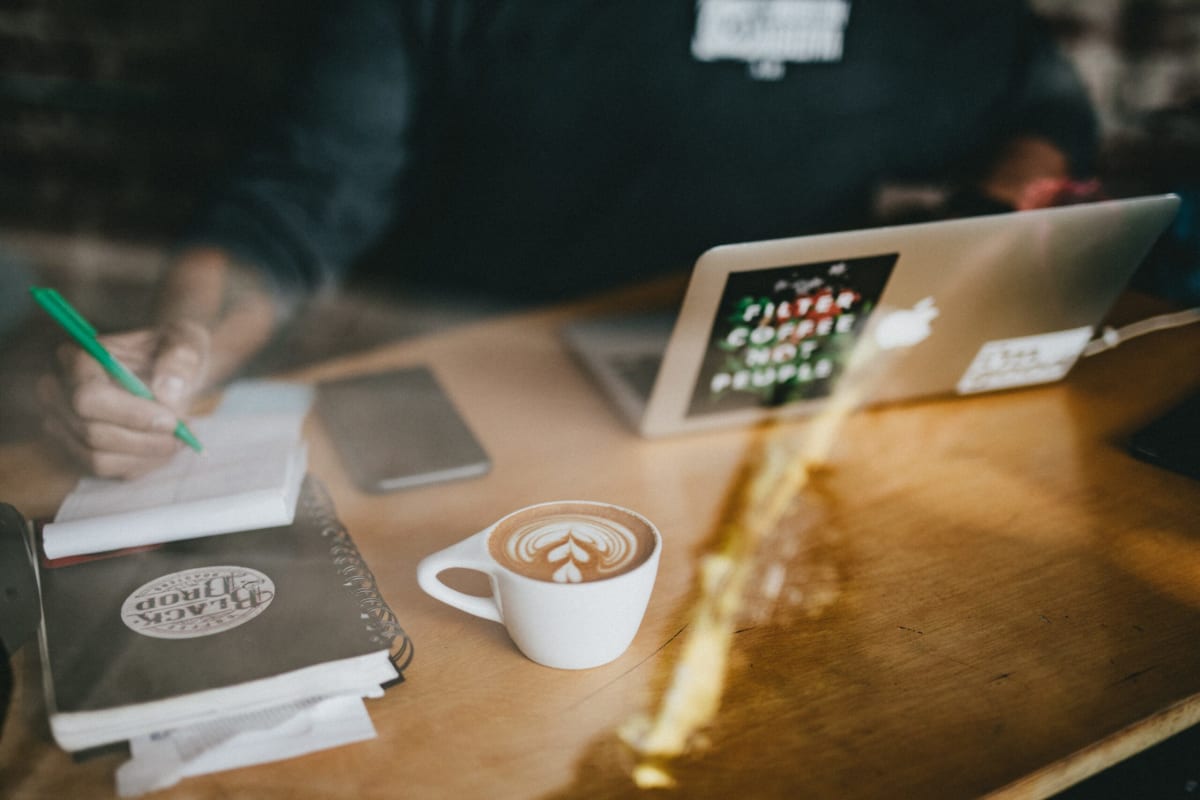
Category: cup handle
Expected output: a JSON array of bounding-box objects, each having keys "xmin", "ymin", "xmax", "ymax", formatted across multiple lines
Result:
[{"xmin": 416, "ymin": 530, "xmax": 502, "ymax": 623}]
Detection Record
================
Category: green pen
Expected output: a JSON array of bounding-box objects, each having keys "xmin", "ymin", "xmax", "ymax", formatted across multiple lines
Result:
[{"xmin": 29, "ymin": 286, "xmax": 203, "ymax": 453}]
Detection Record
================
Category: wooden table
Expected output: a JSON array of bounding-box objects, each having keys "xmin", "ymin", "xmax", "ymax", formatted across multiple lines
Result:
[{"xmin": 2, "ymin": 285, "xmax": 1199, "ymax": 799}]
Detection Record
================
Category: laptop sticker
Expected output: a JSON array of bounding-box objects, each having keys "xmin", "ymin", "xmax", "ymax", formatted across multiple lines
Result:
[
  {"xmin": 121, "ymin": 566, "xmax": 276, "ymax": 640},
  {"xmin": 956, "ymin": 326, "xmax": 1094, "ymax": 395},
  {"xmin": 687, "ymin": 253, "xmax": 897, "ymax": 418},
  {"xmin": 872, "ymin": 297, "xmax": 939, "ymax": 350}
]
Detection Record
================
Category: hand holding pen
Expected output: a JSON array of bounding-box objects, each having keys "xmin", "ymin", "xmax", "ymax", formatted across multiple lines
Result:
[{"xmin": 33, "ymin": 287, "xmax": 211, "ymax": 479}]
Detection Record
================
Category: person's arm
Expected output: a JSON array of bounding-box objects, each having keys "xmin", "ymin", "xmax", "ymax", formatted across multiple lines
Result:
[
  {"xmin": 182, "ymin": 0, "xmax": 428, "ymax": 297},
  {"xmin": 964, "ymin": 6, "xmax": 1102, "ymax": 213},
  {"xmin": 40, "ymin": 0, "xmax": 435, "ymax": 478},
  {"xmin": 38, "ymin": 249, "xmax": 278, "ymax": 478},
  {"xmin": 154, "ymin": 248, "xmax": 280, "ymax": 387}
]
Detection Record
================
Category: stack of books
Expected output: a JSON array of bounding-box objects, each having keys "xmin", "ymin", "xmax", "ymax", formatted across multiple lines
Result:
[{"xmin": 18, "ymin": 387, "xmax": 410, "ymax": 794}]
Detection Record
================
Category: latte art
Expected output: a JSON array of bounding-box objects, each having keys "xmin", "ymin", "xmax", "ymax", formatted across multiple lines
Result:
[{"xmin": 491, "ymin": 510, "xmax": 654, "ymax": 584}]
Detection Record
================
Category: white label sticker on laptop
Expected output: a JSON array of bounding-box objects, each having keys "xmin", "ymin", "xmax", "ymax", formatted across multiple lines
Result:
[{"xmin": 957, "ymin": 326, "xmax": 1094, "ymax": 395}]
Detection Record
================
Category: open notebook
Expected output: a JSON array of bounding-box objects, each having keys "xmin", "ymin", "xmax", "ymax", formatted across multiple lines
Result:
[{"xmin": 42, "ymin": 385, "xmax": 310, "ymax": 560}]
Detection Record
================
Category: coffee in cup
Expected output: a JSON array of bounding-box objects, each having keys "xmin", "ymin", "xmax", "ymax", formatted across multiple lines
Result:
[
  {"xmin": 487, "ymin": 502, "xmax": 657, "ymax": 584},
  {"xmin": 417, "ymin": 500, "xmax": 662, "ymax": 669}
]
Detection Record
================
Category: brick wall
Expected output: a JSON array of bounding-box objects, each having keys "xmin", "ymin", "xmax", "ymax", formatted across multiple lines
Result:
[{"xmin": 0, "ymin": 0, "xmax": 318, "ymax": 239}]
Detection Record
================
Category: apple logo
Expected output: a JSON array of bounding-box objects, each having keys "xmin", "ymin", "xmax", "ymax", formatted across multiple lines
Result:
[{"xmin": 873, "ymin": 297, "xmax": 939, "ymax": 350}]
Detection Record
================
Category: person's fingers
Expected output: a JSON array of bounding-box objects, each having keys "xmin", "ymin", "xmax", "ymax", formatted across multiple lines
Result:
[
  {"xmin": 65, "ymin": 373, "xmax": 179, "ymax": 434},
  {"xmin": 150, "ymin": 321, "xmax": 210, "ymax": 414},
  {"xmin": 43, "ymin": 414, "xmax": 175, "ymax": 479},
  {"xmin": 54, "ymin": 329, "xmax": 157, "ymax": 375},
  {"xmin": 103, "ymin": 333, "xmax": 158, "ymax": 375},
  {"xmin": 67, "ymin": 414, "xmax": 180, "ymax": 458},
  {"xmin": 40, "ymin": 377, "xmax": 178, "ymax": 474},
  {"xmin": 38, "ymin": 373, "xmax": 181, "ymax": 455},
  {"xmin": 54, "ymin": 340, "xmax": 109, "ymax": 386},
  {"xmin": 40, "ymin": 323, "xmax": 207, "ymax": 478},
  {"xmin": 1016, "ymin": 177, "xmax": 1107, "ymax": 211},
  {"xmin": 51, "ymin": 326, "xmax": 196, "ymax": 431}
]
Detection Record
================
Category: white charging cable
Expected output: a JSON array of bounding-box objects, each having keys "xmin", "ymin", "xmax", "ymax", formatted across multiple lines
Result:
[{"xmin": 1082, "ymin": 306, "xmax": 1200, "ymax": 357}]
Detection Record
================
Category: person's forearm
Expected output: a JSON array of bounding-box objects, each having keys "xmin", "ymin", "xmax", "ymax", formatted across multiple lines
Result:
[{"xmin": 154, "ymin": 248, "xmax": 281, "ymax": 388}]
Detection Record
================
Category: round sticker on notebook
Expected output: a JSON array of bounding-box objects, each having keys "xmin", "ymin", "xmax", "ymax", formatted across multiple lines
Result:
[{"xmin": 120, "ymin": 566, "xmax": 275, "ymax": 640}]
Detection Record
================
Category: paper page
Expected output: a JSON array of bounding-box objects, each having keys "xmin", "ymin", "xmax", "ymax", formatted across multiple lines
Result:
[
  {"xmin": 54, "ymin": 413, "xmax": 303, "ymax": 521},
  {"xmin": 43, "ymin": 384, "xmax": 311, "ymax": 558},
  {"xmin": 215, "ymin": 379, "xmax": 315, "ymax": 416},
  {"xmin": 49, "ymin": 647, "xmax": 395, "ymax": 752},
  {"xmin": 116, "ymin": 693, "xmax": 379, "ymax": 797}
]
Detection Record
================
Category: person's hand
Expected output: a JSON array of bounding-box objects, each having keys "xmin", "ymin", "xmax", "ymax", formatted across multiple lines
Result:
[
  {"xmin": 979, "ymin": 135, "xmax": 1072, "ymax": 208},
  {"xmin": 1013, "ymin": 176, "xmax": 1106, "ymax": 210},
  {"xmin": 948, "ymin": 135, "xmax": 1106, "ymax": 219},
  {"xmin": 38, "ymin": 320, "xmax": 211, "ymax": 479}
]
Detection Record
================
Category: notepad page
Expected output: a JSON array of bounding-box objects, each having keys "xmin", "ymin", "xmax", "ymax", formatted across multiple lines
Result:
[
  {"xmin": 54, "ymin": 412, "xmax": 303, "ymax": 523},
  {"xmin": 43, "ymin": 406, "xmax": 308, "ymax": 558}
]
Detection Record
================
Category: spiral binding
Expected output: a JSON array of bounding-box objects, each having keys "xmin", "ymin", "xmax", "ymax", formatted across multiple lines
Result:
[{"xmin": 301, "ymin": 477, "xmax": 414, "ymax": 678}]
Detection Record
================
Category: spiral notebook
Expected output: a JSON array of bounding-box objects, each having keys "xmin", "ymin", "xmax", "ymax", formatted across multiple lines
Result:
[{"xmin": 32, "ymin": 476, "xmax": 412, "ymax": 753}]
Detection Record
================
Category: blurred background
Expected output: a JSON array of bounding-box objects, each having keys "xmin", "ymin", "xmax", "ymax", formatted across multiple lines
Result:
[
  {"xmin": 1, "ymin": 0, "xmax": 1198, "ymax": 419},
  {"xmin": 0, "ymin": 0, "xmax": 477, "ymax": 442},
  {"xmin": 0, "ymin": 2, "xmax": 1197, "ymax": 795}
]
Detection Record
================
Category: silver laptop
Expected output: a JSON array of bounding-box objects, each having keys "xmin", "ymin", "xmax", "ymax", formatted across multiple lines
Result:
[{"xmin": 564, "ymin": 194, "xmax": 1180, "ymax": 437}]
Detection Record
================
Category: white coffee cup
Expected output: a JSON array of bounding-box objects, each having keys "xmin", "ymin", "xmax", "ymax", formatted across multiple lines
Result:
[{"xmin": 417, "ymin": 500, "xmax": 662, "ymax": 670}]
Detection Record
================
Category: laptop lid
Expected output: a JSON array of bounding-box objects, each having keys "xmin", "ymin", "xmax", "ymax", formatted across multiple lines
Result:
[{"xmin": 629, "ymin": 194, "xmax": 1179, "ymax": 437}]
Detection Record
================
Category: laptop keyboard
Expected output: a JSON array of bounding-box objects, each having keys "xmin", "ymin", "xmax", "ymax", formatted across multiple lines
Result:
[{"xmin": 609, "ymin": 352, "xmax": 663, "ymax": 400}]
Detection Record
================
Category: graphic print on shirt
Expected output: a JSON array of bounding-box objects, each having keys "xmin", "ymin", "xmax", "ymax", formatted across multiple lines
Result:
[{"xmin": 692, "ymin": 0, "xmax": 852, "ymax": 79}]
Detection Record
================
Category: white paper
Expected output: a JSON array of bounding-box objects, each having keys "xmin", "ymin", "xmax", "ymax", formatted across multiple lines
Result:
[
  {"xmin": 49, "ymin": 646, "xmax": 396, "ymax": 752},
  {"xmin": 116, "ymin": 693, "xmax": 380, "ymax": 797},
  {"xmin": 43, "ymin": 410, "xmax": 308, "ymax": 559},
  {"xmin": 215, "ymin": 379, "xmax": 315, "ymax": 416}
]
